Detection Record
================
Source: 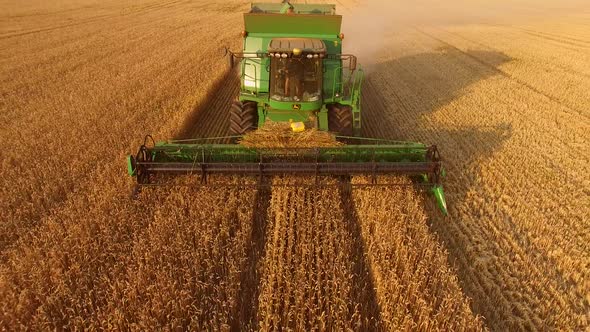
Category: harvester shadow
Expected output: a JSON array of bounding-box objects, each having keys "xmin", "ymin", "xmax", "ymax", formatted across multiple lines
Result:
[
  {"xmin": 340, "ymin": 184, "xmax": 383, "ymax": 330},
  {"xmin": 361, "ymin": 48, "xmax": 515, "ymax": 324},
  {"xmin": 231, "ymin": 180, "xmax": 271, "ymax": 331},
  {"xmin": 176, "ymin": 68, "xmax": 240, "ymax": 141}
]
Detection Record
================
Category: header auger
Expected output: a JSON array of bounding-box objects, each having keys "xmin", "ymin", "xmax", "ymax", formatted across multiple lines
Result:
[{"xmin": 126, "ymin": 2, "xmax": 449, "ymax": 214}]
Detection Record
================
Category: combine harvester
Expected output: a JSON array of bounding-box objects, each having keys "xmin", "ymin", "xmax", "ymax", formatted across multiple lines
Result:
[{"xmin": 126, "ymin": 1, "xmax": 448, "ymax": 214}]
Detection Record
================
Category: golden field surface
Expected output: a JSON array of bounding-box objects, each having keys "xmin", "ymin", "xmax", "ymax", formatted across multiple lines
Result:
[{"xmin": 1, "ymin": 0, "xmax": 589, "ymax": 330}]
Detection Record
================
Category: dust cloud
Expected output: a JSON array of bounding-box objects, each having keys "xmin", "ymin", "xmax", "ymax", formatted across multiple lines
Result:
[{"xmin": 340, "ymin": 0, "xmax": 589, "ymax": 69}]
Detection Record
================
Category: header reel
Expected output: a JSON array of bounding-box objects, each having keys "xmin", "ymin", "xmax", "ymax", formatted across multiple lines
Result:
[{"xmin": 127, "ymin": 136, "xmax": 448, "ymax": 214}]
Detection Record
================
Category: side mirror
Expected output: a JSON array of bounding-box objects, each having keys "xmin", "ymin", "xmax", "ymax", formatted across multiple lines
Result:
[
  {"xmin": 224, "ymin": 47, "xmax": 235, "ymax": 69},
  {"xmin": 350, "ymin": 56, "xmax": 357, "ymax": 71}
]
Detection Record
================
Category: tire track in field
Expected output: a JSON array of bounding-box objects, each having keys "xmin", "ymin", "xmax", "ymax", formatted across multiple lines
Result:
[
  {"xmin": 339, "ymin": 185, "xmax": 383, "ymax": 328},
  {"xmin": 518, "ymin": 29, "xmax": 590, "ymax": 49},
  {"xmin": 485, "ymin": 23, "xmax": 590, "ymax": 47},
  {"xmin": 0, "ymin": 14, "xmax": 115, "ymax": 39},
  {"xmin": 0, "ymin": 0, "xmax": 185, "ymax": 40},
  {"xmin": 439, "ymin": 26, "xmax": 590, "ymax": 80},
  {"xmin": 256, "ymin": 179, "xmax": 382, "ymax": 330},
  {"xmin": 414, "ymin": 27, "xmax": 590, "ymax": 120},
  {"xmin": 485, "ymin": 25, "xmax": 590, "ymax": 53},
  {"xmin": 361, "ymin": 79, "xmax": 405, "ymax": 139},
  {"xmin": 232, "ymin": 182, "xmax": 271, "ymax": 331}
]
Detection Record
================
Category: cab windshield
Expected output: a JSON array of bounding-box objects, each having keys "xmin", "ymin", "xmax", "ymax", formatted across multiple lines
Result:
[{"xmin": 270, "ymin": 57, "xmax": 322, "ymax": 102}]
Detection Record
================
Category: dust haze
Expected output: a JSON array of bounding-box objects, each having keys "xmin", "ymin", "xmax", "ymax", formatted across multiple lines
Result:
[{"xmin": 341, "ymin": 0, "xmax": 589, "ymax": 69}]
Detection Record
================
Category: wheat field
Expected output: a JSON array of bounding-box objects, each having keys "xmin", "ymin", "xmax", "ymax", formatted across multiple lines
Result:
[{"xmin": 1, "ymin": 0, "xmax": 589, "ymax": 330}]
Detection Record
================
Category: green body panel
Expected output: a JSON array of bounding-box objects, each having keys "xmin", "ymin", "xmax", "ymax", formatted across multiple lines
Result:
[
  {"xmin": 264, "ymin": 109, "xmax": 316, "ymax": 124},
  {"xmin": 432, "ymin": 186, "xmax": 448, "ymax": 215},
  {"xmin": 244, "ymin": 13, "xmax": 342, "ymax": 35},
  {"xmin": 241, "ymin": 38, "xmax": 269, "ymax": 93},
  {"xmin": 269, "ymin": 100, "xmax": 322, "ymax": 112},
  {"xmin": 126, "ymin": 155, "xmax": 135, "ymax": 176},
  {"xmin": 318, "ymin": 106, "xmax": 329, "ymax": 130}
]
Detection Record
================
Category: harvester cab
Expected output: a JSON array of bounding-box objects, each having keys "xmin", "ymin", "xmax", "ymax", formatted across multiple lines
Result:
[
  {"xmin": 126, "ymin": 2, "xmax": 449, "ymax": 215},
  {"xmin": 226, "ymin": 2, "xmax": 362, "ymax": 136},
  {"xmin": 267, "ymin": 38, "xmax": 324, "ymax": 105}
]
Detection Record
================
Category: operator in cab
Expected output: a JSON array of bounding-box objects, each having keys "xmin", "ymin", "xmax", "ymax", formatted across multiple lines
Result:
[{"xmin": 284, "ymin": 58, "xmax": 304, "ymax": 101}]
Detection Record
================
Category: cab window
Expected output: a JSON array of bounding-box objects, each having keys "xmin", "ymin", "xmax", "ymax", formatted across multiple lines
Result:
[{"xmin": 270, "ymin": 57, "xmax": 322, "ymax": 102}]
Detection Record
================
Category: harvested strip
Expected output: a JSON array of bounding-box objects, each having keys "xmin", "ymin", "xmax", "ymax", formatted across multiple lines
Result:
[{"xmin": 256, "ymin": 176, "xmax": 380, "ymax": 330}]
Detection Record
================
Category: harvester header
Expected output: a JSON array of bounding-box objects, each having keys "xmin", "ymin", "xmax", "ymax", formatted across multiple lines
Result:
[{"xmin": 127, "ymin": 137, "xmax": 448, "ymax": 214}]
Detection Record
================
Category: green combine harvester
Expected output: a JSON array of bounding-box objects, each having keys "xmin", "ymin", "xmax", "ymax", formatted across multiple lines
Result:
[{"xmin": 127, "ymin": 1, "xmax": 448, "ymax": 214}]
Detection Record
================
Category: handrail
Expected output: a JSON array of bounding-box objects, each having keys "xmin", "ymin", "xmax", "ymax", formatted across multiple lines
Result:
[
  {"xmin": 329, "ymin": 64, "xmax": 363, "ymax": 101},
  {"xmin": 243, "ymin": 62, "xmax": 259, "ymax": 92},
  {"xmin": 241, "ymin": 58, "xmax": 269, "ymax": 94}
]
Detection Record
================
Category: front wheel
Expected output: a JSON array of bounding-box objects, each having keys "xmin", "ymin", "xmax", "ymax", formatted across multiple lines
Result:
[
  {"xmin": 327, "ymin": 104, "xmax": 353, "ymax": 136},
  {"xmin": 229, "ymin": 101, "xmax": 258, "ymax": 135}
]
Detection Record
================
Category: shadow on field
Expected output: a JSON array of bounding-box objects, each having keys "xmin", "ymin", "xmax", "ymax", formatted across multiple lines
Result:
[
  {"xmin": 176, "ymin": 68, "xmax": 239, "ymax": 141},
  {"xmin": 361, "ymin": 47, "xmax": 513, "ymax": 211},
  {"xmin": 232, "ymin": 180, "xmax": 271, "ymax": 331},
  {"xmin": 361, "ymin": 47, "xmax": 512, "ymax": 138},
  {"xmin": 340, "ymin": 186, "xmax": 383, "ymax": 330},
  {"xmin": 361, "ymin": 47, "xmax": 514, "ymax": 325}
]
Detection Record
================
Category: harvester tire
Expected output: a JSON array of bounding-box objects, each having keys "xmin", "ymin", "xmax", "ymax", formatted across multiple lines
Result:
[
  {"xmin": 230, "ymin": 101, "xmax": 258, "ymax": 135},
  {"xmin": 327, "ymin": 104, "xmax": 353, "ymax": 136}
]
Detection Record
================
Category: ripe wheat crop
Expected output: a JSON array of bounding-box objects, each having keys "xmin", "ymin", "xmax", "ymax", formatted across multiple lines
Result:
[
  {"xmin": 351, "ymin": 176, "xmax": 484, "ymax": 331},
  {"xmin": 1, "ymin": 176, "xmax": 257, "ymax": 330},
  {"xmin": 358, "ymin": 3, "xmax": 590, "ymax": 329}
]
